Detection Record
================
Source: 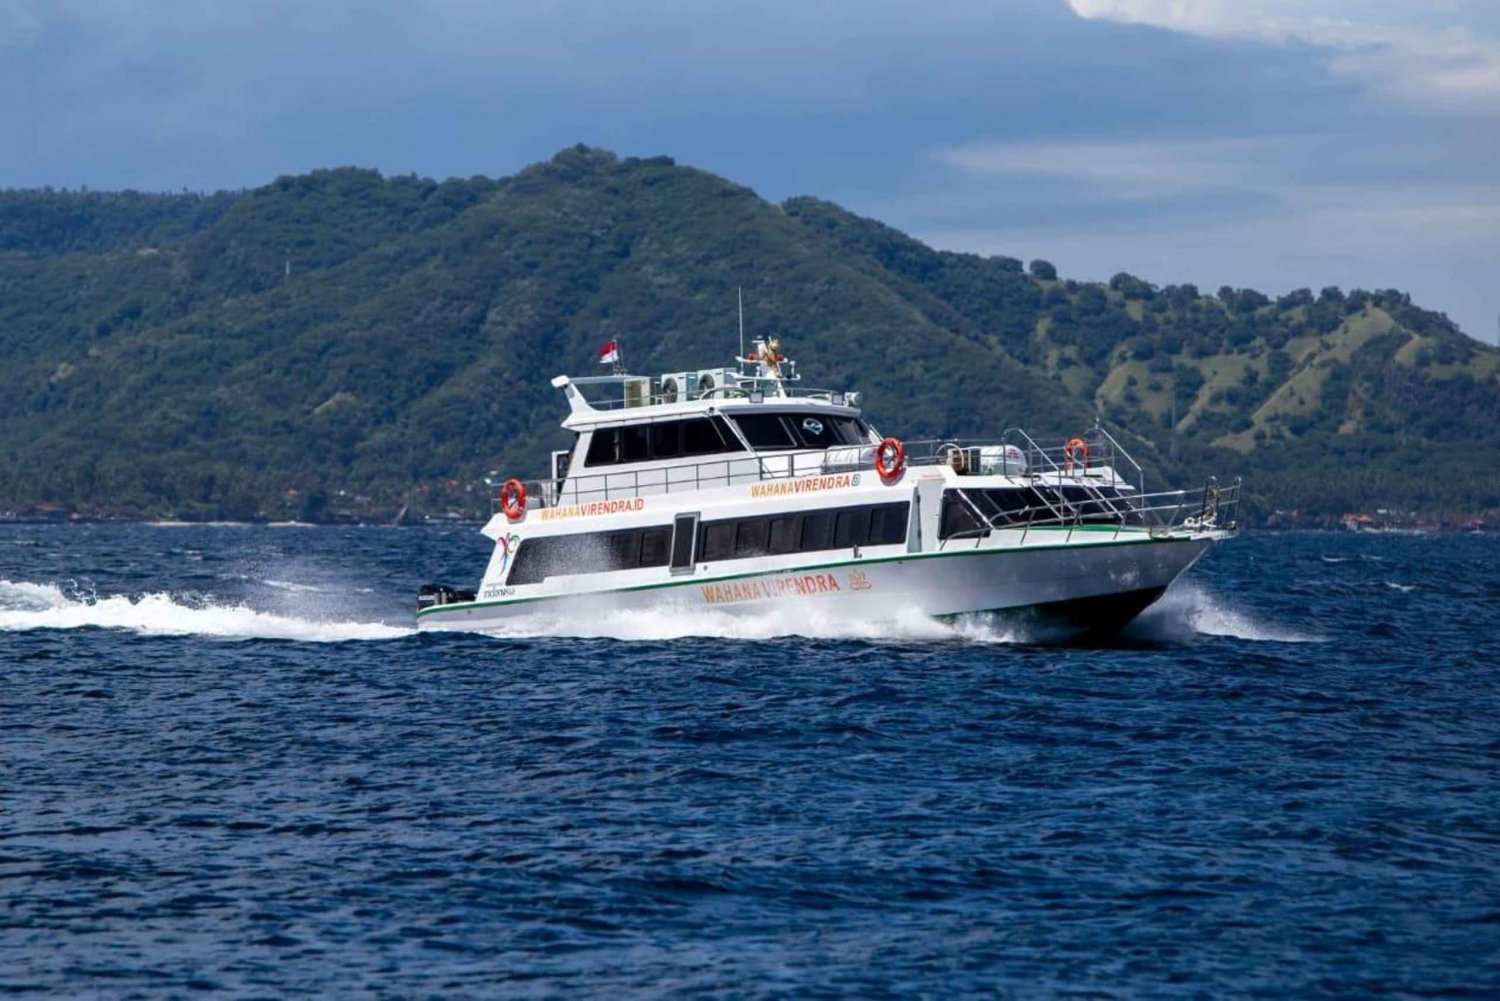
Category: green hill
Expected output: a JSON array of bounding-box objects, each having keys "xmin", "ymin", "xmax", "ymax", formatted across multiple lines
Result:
[{"xmin": 1, "ymin": 145, "xmax": 1496, "ymax": 524}]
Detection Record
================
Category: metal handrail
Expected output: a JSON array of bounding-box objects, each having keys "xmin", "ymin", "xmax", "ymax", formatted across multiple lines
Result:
[
  {"xmin": 569, "ymin": 382, "xmax": 858, "ymax": 411},
  {"xmin": 938, "ymin": 480, "xmax": 1239, "ymax": 543},
  {"xmin": 487, "ymin": 436, "xmax": 1243, "ymax": 537},
  {"xmin": 1087, "ymin": 423, "xmax": 1144, "ymax": 497}
]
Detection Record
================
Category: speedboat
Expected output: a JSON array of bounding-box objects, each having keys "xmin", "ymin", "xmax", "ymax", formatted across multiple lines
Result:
[{"xmin": 416, "ymin": 338, "xmax": 1238, "ymax": 635}]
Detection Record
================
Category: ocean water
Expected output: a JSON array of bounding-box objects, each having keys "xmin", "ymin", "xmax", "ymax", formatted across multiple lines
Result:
[{"xmin": 2, "ymin": 524, "xmax": 1497, "ymax": 998}]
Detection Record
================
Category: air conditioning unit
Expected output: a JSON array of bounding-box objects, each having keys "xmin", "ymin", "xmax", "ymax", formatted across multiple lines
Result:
[
  {"xmin": 658, "ymin": 372, "xmax": 693, "ymax": 404},
  {"xmin": 623, "ymin": 377, "xmax": 650, "ymax": 408},
  {"xmin": 696, "ymin": 369, "xmax": 734, "ymax": 397}
]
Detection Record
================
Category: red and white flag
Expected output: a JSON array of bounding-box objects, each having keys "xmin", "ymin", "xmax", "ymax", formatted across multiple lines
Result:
[{"xmin": 598, "ymin": 340, "xmax": 620, "ymax": 365}]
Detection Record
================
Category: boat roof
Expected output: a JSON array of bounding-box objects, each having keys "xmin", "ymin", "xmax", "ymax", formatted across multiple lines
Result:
[{"xmin": 550, "ymin": 338, "xmax": 864, "ymax": 431}]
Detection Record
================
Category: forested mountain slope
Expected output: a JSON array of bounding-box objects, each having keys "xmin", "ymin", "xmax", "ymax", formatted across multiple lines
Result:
[{"xmin": 1, "ymin": 146, "xmax": 1495, "ymax": 522}]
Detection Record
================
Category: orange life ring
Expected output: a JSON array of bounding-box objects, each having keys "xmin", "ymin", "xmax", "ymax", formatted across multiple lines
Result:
[
  {"xmin": 874, "ymin": 436, "xmax": 905, "ymax": 481},
  {"xmin": 500, "ymin": 478, "xmax": 527, "ymax": 521},
  {"xmin": 1064, "ymin": 437, "xmax": 1089, "ymax": 474}
]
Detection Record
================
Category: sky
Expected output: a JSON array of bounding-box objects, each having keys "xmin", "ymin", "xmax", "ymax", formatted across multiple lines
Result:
[{"xmin": 3, "ymin": 0, "xmax": 1497, "ymax": 341}]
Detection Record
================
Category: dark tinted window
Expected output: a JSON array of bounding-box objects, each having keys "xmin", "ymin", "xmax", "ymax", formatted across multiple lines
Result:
[
  {"xmin": 799, "ymin": 512, "xmax": 833, "ymax": 552},
  {"xmin": 651, "ymin": 421, "xmax": 683, "ymax": 459},
  {"xmin": 868, "ymin": 504, "xmax": 907, "ymax": 545},
  {"xmin": 788, "ymin": 414, "xmax": 870, "ymax": 448},
  {"xmin": 940, "ymin": 486, "xmax": 1134, "ymax": 537},
  {"xmin": 768, "ymin": 516, "xmax": 798, "ymax": 555},
  {"xmin": 695, "ymin": 503, "xmax": 909, "ymax": 564},
  {"xmin": 670, "ymin": 514, "xmax": 697, "ymax": 570},
  {"xmin": 508, "ymin": 526, "xmax": 674, "ymax": 585},
  {"xmin": 640, "ymin": 527, "xmax": 671, "ymax": 565},
  {"xmin": 1059, "ymin": 485, "xmax": 1127, "ymax": 523},
  {"xmin": 735, "ymin": 519, "xmax": 770, "ymax": 558},
  {"xmin": 607, "ymin": 531, "xmax": 639, "ymax": 568},
  {"xmin": 833, "ymin": 507, "xmax": 870, "ymax": 548},
  {"xmin": 621, "ymin": 425, "xmax": 651, "ymax": 463},
  {"xmin": 700, "ymin": 522, "xmax": 736, "ymax": 562},
  {"xmin": 585, "ymin": 418, "xmax": 745, "ymax": 466},
  {"xmin": 684, "ymin": 417, "xmax": 743, "ymax": 456},
  {"xmin": 732, "ymin": 414, "xmax": 797, "ymax": 450},
  {"xmin": 585, "ymin": 428, "xmax": 619, "ymax": 466},
  {"xmin": 940, "ymin": 491, "xmax": 989, "ymax": 540}
]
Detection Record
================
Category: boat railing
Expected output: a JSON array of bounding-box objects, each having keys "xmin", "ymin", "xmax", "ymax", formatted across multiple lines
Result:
[
  {"xmin": 939, "ymin": 476, "xmax": 1241, "ymax": 546},
  {"xmin": 491, "ymin": 428, "xmax": 1240, "ymax": 536},
  {"xmin": 567, "ymin": 375, "xmax": 859, "ymax": 411}
]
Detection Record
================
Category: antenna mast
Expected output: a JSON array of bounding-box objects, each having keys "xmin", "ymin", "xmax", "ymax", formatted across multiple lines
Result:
[{"xmin": 737, "ymin": 286, "xmax": 745, "ymax": 362}]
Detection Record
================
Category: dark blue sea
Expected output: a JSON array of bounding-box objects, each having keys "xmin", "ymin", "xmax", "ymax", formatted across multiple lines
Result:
[{"xmin": 2, "ymin": 525, "xmax": 1497, "ymax": 998}]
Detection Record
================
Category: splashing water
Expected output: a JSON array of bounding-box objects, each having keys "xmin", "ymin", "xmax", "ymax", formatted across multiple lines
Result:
[
  {"xmin": 0, "ymin": 574, "xmax": 1310, "ymax": 647},
  {"xmin": 441, "ymin": 582, "xmax": 1309, "ymax": 646},
  {"xmin": 457, "ymin": 600, "xmax": 1001, "ymax": 644},
  {"xmin": 1127, "ymin": 580, "xmax": 1322, "ymax": 644},
  {"xmin": 0, "ymin": 579, "xmax": 410, "ymax": 642}
]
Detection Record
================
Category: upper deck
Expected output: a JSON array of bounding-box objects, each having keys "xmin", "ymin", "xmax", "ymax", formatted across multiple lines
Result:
[
  {"xmin": 484, "ymin": 337, "xmax": 1240, "ymax": 539},
  {"xmin": 551, "ymin": 338, "xmax": 860, "ymax": 430}
]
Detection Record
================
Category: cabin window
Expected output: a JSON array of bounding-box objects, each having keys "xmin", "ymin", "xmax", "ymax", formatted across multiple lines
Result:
[
  {"xmin": 700, "ymin": 522, "xmax": 737, "ymax": 562},
  {"xmin": 799, "ymin": 511, "xmax": 834, "ymax": 552},
  {"xmin": 1058, "ymin": 485, "xmax": 1130, "ymax": 523},
  {"xmin": 731, "ymin": 413, "xmax": 799, "ymax": 450},
  {"xmin": 651, "ymin": 421, "xmax": 683, "ymax": 459},
  {"xmin": 730, "ymin": 413, "xmax": 871, "ymax": 451},
  {"xmin": 967, "ymin": 487, "xmax": 1047, "ymax": 527},
  {"xmin": 582, "ymin": 417, "xmax": 745, "ymax": 467},
  {"xmin": 688, "ymin": 417, "xmax": 742, "ymax": 456},
  {"xmin": 694, "ymin": 503, "xmax": 910, "ymax": 564},
  {"xmin": 735, "ymin": 519, "xmax": 770, "ymax": 558},
  {"xmin": 868, "ymin": 504, "xmax": 907, "ymax": 546},
  {"xmin": 790, "ymin": 414, "xmax": 870, "ymax": 448},
  {"xmin": 833, "ymin": 507, "xmax": 870, "ymax": 548},
  {"xmin": 670, "ymin": 513, "xmax": 698, "ymax": 573},
  {"xmin": 768, "ymin": 516, "xmax": 798, "ymax": 555},
  {"xmin": 939, "ymin": 486, "xmax": 1135, "ymax": 537},
  {"xmin": 620, "ymin": 425, "xmax": 651, "ymax": 463},
  {"xmin": 939, "ymin": 491, "xmax": 990, "ymax": 540},
  {"xmin": 585, "ymin": 427, "xmax": 620, "ymax": 466},
  {"xmin": 507, "ymin": 525, "xmax": 674, "ymax": 585},
  {"xmin": 640, "ymin": 527, "xmax": 672, "ymax": 565}
]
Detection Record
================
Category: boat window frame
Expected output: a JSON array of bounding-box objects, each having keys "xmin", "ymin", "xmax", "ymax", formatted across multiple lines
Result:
[
  {"xmin": 670, "ymin": 513, "xmax": 699, "ymax": 575},
  {"xmin": 580, "ymin": 416, "xmax": 744, "ymax": 469},
  {"xmin": 727, "ymin": 411, "xmax": 872, "ymax": 452}
]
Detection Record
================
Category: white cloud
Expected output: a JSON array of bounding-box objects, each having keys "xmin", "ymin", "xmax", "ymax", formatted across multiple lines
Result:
[
  {"xmin": 937, "ymin": 137, "xmax": 1288, "ymax": 197},
  {"xmin": 922, "ymin": 131, "xmax": 1500, "ymax": 339},
  {"xmin": 1069, "ymin": 0, "xmax": 1500, "ymax": 109}
]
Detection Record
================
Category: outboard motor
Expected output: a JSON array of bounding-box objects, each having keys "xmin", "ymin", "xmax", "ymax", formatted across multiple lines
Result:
[{"xmin": 417, "ymin": 584, "xmax": 476, "ymax": 612}]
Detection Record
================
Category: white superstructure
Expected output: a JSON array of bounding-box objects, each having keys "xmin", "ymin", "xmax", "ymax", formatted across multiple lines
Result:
[{"xmin": 416, "ymin": 339, "xmax": 1239, "ymax": 634}]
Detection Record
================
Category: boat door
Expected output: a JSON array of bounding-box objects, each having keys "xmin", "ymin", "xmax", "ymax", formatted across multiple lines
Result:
[{"xmin": 670, "ymin": 512, "xmax": 699, "ymax": 575}]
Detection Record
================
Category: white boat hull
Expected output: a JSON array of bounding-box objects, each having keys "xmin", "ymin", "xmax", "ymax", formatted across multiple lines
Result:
[{"xmin": 416, "ymin": 530, "xmax": 1214, "ymax": 636}]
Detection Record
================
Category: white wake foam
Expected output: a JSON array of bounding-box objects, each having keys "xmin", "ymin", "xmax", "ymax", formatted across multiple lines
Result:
[
  {"xmin": 1, "ymin": 577, "xmax": 1309, "ymax": 647},
  {"xmin": 458, "ymin": 576, "xmax": 1318, "ymax": 646},
  {"xmin": 0, "ymin": 580, "xmax": 410, "ymax": 642},
  {"xmin": 461, "ymin": 601, "xmax": 1014, "ymax": 643},
  {"xmin": 1127, "ymin": 581, "xmax": 1322, "ymax": 644}
]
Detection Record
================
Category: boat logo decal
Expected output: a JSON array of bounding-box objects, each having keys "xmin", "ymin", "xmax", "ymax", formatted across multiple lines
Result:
[
  {"xmin": 496, "ymin": 532, "xmax": 521, "ymax": 575},
  {"xmin": 701, "ymin": 573, "xmax": 842, "ymax": 605},
  {"xmin": 540, "ymin": 497, "xmax": 646, "ymax": 521},
  {"xmin": 847, "ymin": 569, "xmax": 872, "ymax": 591},
  {"xmin": 801, "ymin": 417, "xmax": 824, "ymax": 436},
  {"xmin": 749, "ymin": 473, "xmax": 856, "ymax": 499}
]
